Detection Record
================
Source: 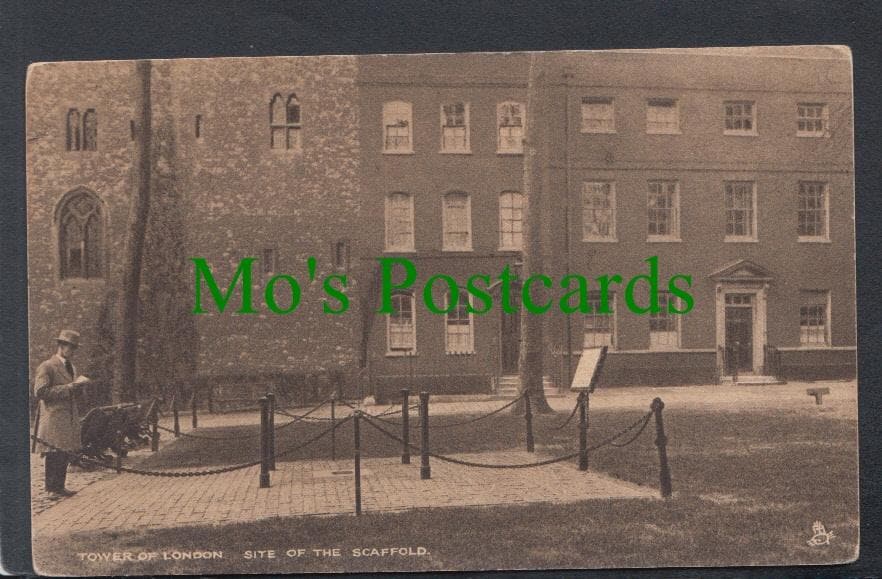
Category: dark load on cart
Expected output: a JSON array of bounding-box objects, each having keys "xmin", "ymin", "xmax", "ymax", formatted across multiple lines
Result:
[{"xmin": 79, "ymin": 399, "xmax": 157, "ymax": 461}]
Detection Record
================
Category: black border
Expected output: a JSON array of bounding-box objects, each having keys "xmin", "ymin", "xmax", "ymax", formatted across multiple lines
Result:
[{"xmin": 2, "ymin": 1, "xmax": 881, "ymax": 576}]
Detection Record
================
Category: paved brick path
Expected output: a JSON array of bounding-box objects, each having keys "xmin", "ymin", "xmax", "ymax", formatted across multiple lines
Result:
[
  {"xmin": 33, "ymin": 450, "xmax": 656, "ymax": 536},
  {"xmin": 31, "ymin": 380, "xmax": 855, "ymax": 535}
]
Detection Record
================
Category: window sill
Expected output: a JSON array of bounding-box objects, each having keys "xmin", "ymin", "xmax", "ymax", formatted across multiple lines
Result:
[
  {"xmin": 796, "ymin": 133, "xmax": 829, "ymax": 138},
  {"xmin": 646, "ymin": 237, "xmax": 682, "ymax": 243},
  {"xmin": 724, "ymin": 237, "xmax": 759, "ymax": 243},
  {"xmin": 270, "ymin": 147, "xmax": 303, "ymax": 154},
  {"xmin": 582, "ymin": 237, "xmax": 618, "ymax": 243},
  {"xmin": 795, "ymin": 343, "xmax": 833, "ymax": 350},
  {"xmin": 645, "ymin": 130, "xmax": 681, "ymax": 135},
  {"xmin": 580, "ymin": 129, "xmax": 617, "ymax": 134},
  {"xmin": 496, "ymin": 150, "xmax": 523, "ymax": 156},
  {"xmin": 798, "ymin": 237, "xmax": 832, "ymax": 244},
  {"xmin": 386, "ymin": 351, "xmax": 418, "ymax": 358},
  {"xmin": 59, "ymin": 277, "xmax": 106, "ymax": 286},
  {"xmin": 723, "ymin": 131, "xmax": 758, "ymax": 137},
  {"xmin": 383, "ymin": 150, "xmax": 414, "ymax": 155},
  {"xmin": 445, "ymin": 351, "xmax": 476, "ymax": 356},
  {"xmin": 498, "ymin": 246, "xmax": 524, "ymax": 252},
  {"xmin": 384, "ymin": 248, "xmax": 417, "ymax": 253},
  {"xmin": 441, "ymin": 247, "xmax": 474, "ymax": 253},
  {"xmin": 438, "ymin": 149, "xmax": 472, "ymax": 155}
]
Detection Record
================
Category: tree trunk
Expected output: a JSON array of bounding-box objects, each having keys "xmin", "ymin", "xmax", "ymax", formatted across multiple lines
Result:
[
  {"xmin": 515, "ymin": 53, "xmax": 554, "ymax": 414},
  {"xmin": 112, "ymin": 59, "xmax": 152, "ymax": 403}
]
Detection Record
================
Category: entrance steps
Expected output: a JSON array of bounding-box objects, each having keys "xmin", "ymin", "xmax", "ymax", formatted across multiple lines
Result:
[
  {"xmin": 496, "ymin": 375, "xmax": 564, "ymax": 398},
  {"xmin": 720, "ymin": 374, "xmax": 786, "ymax": 385}
]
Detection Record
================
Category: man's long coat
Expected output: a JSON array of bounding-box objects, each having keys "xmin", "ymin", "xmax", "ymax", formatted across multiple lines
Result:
[{"xmin": 33, "ymin": 354, "xmax": 81, "ymax": 452}]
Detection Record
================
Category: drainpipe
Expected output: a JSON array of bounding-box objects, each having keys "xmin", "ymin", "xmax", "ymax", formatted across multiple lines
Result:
[{"xmin": 562, "ymin": 66, "xmax": 574, "ymax": 388}]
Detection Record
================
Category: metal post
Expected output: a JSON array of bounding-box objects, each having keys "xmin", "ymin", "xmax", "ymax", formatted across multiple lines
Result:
[
  {"xmin": 419, "ymin": 391, "xmax": 430, "ymax": 480},
  {"xmin": 259, "ymin": 397, "xmax": 270, "ymax": 488},
  {"xmin": 354, "ymin": 411, "xmax": 362, "ymax": 515},
  {"xmin": 330, "ymin": 395, "xmax": 336, "ymax": 461},
  {"xmin": 115, "ymin": 452, "xmax": 122, "ymax": 474},
  {"xmin": 151, "ymin": 403, "xmax": 159, "ymax": 452},
  {"xmin": 524, "ymin": 390, "xmax": 535, "ymax": 453},
  {"xmin": 401, "ymin": 388, "xmax": 410, "ymax": 464},
  {"xmin": 172, "ymin": 395, "xmax": 180, "ymax": 437},
  {"xmin": 651, "ymin": 398, "xmax": 673, "ymax": 498},
  {"xmin": 578, "ymin": 392, "xmax": 588, "ymax": 471},
  {"xmin": 191, "ymin": 390, "xmax": 198, "ymax": 430},
  {"xmin": 267, "ymin": 392, "xmax": 276, "ymax": 471}
]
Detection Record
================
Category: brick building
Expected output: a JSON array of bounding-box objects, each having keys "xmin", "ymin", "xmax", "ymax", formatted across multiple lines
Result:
[
  {"xmin": 26, "ymin": 48, "xmax": 856, "ymax": 403},
  {"xmin": 357, "ymin": 47, "xmax": 855, "ymax": 395}
]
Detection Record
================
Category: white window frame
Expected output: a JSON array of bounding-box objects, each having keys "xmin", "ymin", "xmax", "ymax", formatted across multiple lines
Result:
[
  {"xmin": 440, "ymin": 102, "xmax": 470, "ymax": 154},
  {"xmin": 582, "ymin": 181, "xmax": 617, "ymax": 242},
  {"xmin": 799, "ymin": 290, "xmax": 831, "ymax": 348},
  {"xmin": 797, "ymin": 181, "xmax": 830, "ymax": 242},
  {"xmin": 497, "ymin": 101, "xmax": 525, "ymax": 154},
  {"xmin": 581, "ymin": 97, "xmax": 616, "ymax": 133},
  {"xmin": 387, "ymin": 291, "xmax": 417, "ymax": 355},
  {"xmin": 442, "ymin": 192, "xmax": 473, "ymax": 251},
  {"xmin": 498, "ymin": 191, "xmax": 524, "ymax": 251},
  {"xmin": 383, "ymin": 101, "xmax": 413, "ymax": 154},
  {"xmin": 385, "ymin": 192, "xmax": 415, "ymax": 252},
  {"xmin": 724, "ymin": 100, "xmax": 757, "ymax": 136},
  {"xmin": 647, "ymin": 181, "xmax": 680, "ymax": 242},
  {"xmin": 649, "ymin": 292, "xmax": 681, "ymax": 351},
  {"xmin": 584, "ymin": 291, "xmax": 616, "ymax": 349},
  {"xmin": 445, "ymin": 290, "xmax": 475, "ymax": 354},
  {"xmin": 724, "ymin": 181, "xmax": 758, "ymax": 242},
  {"xmin": 797, "ymin": 103, "xmax": 829, "ymax": 137},
  {"xmin": 646, "ymin": 98, "xmax": 680, "ymax": 134}
]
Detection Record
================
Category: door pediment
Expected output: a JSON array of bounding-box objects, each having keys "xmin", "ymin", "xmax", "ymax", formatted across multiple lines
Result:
[{"xmin": 709, "ymin": 259, "xmax": 774, "ymax": 284}]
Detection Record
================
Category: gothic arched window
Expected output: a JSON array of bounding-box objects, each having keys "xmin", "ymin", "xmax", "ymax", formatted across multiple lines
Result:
[
  {"xmin": 270, "ymin": 93, "xmax": 302, "ymax": 150},
  {"xmin": 82, "ymin": 109, "xmax": 98, "ymax": 150},
  {"xmin": 58, "ymin": 189, "xmax": 104, "ymax": 279},
  {"xmin": 66, "ymin": 109, "xmax": 81, "ymax": 151}
]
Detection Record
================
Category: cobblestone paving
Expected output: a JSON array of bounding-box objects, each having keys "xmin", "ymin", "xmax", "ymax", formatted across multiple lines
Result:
[{"xmin": 32, "ymin": 450, "xmax": 657, "ymax": 536}]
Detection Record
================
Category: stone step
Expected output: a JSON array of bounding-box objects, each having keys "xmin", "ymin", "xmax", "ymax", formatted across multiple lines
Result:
[{"xmin": 721, "ymin": 375, "xmax": 786, "ymax": 385}]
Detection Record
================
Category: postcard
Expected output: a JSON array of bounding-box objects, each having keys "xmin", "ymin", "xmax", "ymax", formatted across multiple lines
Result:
[{"xmin": 26, "ymin": 46, "xmax": 857, "ymax": 575}]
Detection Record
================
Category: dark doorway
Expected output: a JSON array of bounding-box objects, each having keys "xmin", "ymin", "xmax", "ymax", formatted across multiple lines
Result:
[
  {"xmin": 500, "ymin": 305, "xmax": 521, "ymax": 374},
  {"xmin": 725, "ymin": 294, "xmax": 753, "ymax": 374}
]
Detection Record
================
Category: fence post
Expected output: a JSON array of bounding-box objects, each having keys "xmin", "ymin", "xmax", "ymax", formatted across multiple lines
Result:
[
  {"xmin": 267, "ymin": 392, "xmax": 276, "ymax": 471},
  {"xmin": 354, "ymin": 411, "xmax": 362, "ymax": 515},
  {"xmin": 191, "ymin": 390, "xmax": 198, "ymax": 430},
  {"xmin": 651, "ymin": 397, "xmax": 673, "ymax": 498},
  {"xmin": 259, "ymin": 397, "xmax": 271, "ymax": 488},
  {"xmin": 524, "ymin": 390, "xmax": 535, "ymax": 453},
  {"xmin": 419, "ymin": 391, "xmax": 430, "ymax": 480},
  {"xmin": 401, "ymin": 388, "xmax": 410, "ymax": 464},
  {"xmin": 150, "ymin": 401, "xmax": 159, "ymax": 452},
  {"xmin": 578, "ymin": 392, "xmax": 588, "ymax": 471},
  {"xmin": 330, "ymin": 395, "xmax": 337, "ymax": 461},
  {"xmin": 172, "ymin": 395, "xmax": 180, "ymax": 438}
]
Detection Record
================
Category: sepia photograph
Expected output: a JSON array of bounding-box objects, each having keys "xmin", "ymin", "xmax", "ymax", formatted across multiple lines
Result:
[{"xmin": 25, "ymin": 46, "xmax": 858, "ymax": 575}]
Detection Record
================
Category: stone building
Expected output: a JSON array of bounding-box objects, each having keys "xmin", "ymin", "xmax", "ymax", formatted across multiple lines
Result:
[{"xmin": 27, "ymin": 56, "xmax": 362, "ymax": 405}]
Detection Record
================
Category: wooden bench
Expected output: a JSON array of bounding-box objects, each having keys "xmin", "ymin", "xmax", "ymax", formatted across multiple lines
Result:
[{"xmin": 806, "ymin": 387, "xmax": 831, "ymax": 405}]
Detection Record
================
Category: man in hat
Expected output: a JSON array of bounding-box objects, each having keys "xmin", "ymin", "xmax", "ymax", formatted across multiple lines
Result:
[{"xmin": 32, "ymin": 329, "xmax": 90, "ymax": 496}]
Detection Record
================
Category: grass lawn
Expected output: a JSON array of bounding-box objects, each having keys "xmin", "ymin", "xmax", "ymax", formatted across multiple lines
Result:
[{"xmin": 34, "ymin": 402, "xmax": 859, "ymax": 574}]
